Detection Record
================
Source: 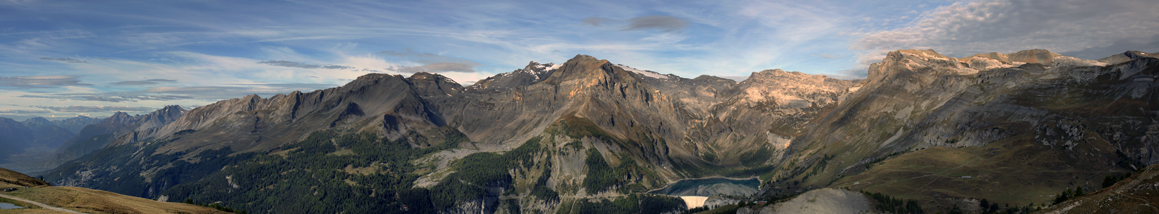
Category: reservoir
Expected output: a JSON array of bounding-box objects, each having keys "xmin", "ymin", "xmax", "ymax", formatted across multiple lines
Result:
[
  {"xmin": 649, "ymin": 177, "xmax": 760, "ymax": 197},
  {"xmin": 0, "ymin": 202, "xmax": 22, "ymax": 209}
]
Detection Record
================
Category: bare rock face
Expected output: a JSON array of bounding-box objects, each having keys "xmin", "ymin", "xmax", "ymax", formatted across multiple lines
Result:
[
  {"xmin": 743, "ymin": 188, "xmax": 872, "ymax": 214},
  {"xmin": 470, "ymin": 61, "xmax": 559, "ymax": 90}
]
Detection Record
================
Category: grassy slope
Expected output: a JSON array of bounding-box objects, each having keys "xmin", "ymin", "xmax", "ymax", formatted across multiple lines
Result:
[
  {"xmin": 1, "ymin": 167, "xmax": 222, "ymax": 214},
  {"xmin": 829, "ymin": 133, "xmax": 1132, "ymax": 212},
  {"xmin": 3, "ymin": 186, "xmax": 225, "ymax": 214},
  {"xmin": 1038, "ymin": 163, "xmax": 1159, "ymax": 214}
]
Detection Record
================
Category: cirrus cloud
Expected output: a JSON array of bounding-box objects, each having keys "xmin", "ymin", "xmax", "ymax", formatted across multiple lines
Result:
[
  {"xmin": 853, "ymin": 0, "xmax": 1159, "ymax": 63},
  {"xmin": 0, "ymin": 75, "xmax": 91, "ymax": 89}
]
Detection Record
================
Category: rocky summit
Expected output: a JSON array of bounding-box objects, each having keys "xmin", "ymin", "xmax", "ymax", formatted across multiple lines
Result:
[{"xmin": 32, "ymin": 50, "xmax": 1159, "ymax": 213}]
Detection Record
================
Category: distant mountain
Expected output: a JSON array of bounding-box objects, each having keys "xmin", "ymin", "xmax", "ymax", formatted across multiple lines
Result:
[
  {"xmin": 50, "ymin": 106, "xmax": 186, "ymax": 167},
  {"xmin": 0, "ymin": 118, "xmax": 35, "ymax": 163},
  {"xmin": 21, "ymin": 117, "xmax": 75, "ymax": 150},
  {"xmin": 51, "ymin": 116, "xmax": 101, "ymax": 134},
  {"xmin": 39, "ymin": 50, "xmax": 1159, "ymax": 214}
]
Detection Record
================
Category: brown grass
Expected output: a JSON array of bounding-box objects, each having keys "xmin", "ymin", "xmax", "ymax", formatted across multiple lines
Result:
[
  {"xmin": 6, "ymin": 186, "xmax": 226, "ymax": 214},
  {"xmin": 831, "ymin": 134, "xmax": 1131, "ymax": 212}
]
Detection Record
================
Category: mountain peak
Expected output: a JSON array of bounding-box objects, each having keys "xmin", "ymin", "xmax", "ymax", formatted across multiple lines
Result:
[
  {"xmin": 21, "ymin": 117, "xmax": 51, "ymax": 126},
  {"xmin": 543, "ymin": 54, "xmax": 626, "ymax": 83},
  {"xmin": 103, "ymin": 112, "xmax": 135, "ymax": 124},
  {"xmin": 1007, "ymin": 49, "xmax": 1058, "ymax": 64},
  {"xmin": 1098, "ymin": 50, "xmax": 1159, "ymax": 64},
  {"xmin": 569, "ymin": 54, "xmax": 601, "ymax": 62},
  {"xmin": 408, "ymin": 72, "xmax": 464, "ymax": 96}
]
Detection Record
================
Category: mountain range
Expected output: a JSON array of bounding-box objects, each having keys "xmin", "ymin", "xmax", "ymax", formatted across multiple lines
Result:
[{"xmin": 12, "ymin": 49, "xmax": 1156, "ymax": 213}]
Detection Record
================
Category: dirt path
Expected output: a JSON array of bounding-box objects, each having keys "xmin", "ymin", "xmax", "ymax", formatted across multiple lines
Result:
[{"xmin": 0, "ymin": 192, "xmax": 83, "ymax": 214}]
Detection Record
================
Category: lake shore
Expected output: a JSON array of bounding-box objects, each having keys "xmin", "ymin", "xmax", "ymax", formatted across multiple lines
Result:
[{"xmin": 647, "ymin": 176, "xmax": 762, "ymax": 196}]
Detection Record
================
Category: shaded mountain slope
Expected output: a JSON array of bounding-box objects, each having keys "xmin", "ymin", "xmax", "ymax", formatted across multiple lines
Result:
[
  {"xmin": 1040, "ymin": 163, "xmax": 1159, "ymax": 214},
  {"xmin": 767, "ymin": 49, "xmax": 1158, "ymax": 212}
]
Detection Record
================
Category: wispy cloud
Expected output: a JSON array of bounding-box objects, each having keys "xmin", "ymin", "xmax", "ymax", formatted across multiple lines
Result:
[
  {"xmin": 35, "ymin": 105, "xmax": 155, "ymax": 113},
  {"xmin": 623, "ymin": 15, "xmax": 688, "ymax": 32},
  {"xmin": 142, "ymin": 83, "xmax": 336, "ymax": 99},
  {"xmin": 110, "ymin": 79, "xmax": 177, "ymax": 85},
  {"xmin": 853, "ymin": 0, "xmax": 1159, "ymax": 60},
  {"xmin": 39, "ymin": 57, "xmax": 88, "ymax": 63},
  {"xmin": 377, "ymin": 49, "xmax": 482, "ymax": 73},
  {"xmin": 0, "ymin": 75, "xmax": 92, "ymax": 89},
  {"xmin": 19, "ymin": 94, "xmax": 192, "ymax": 102},
  {"xmin": 813, "ymin": 54, "xmax": 841, "ymax": 59},
  {"xmin": 582, "ymin": 17, "xmax": 613, "ymax": 26},
  {"xmin": 257, "ymin": 60, "xmax": 354, "ymax": 69},
  {"xmin": 0, "ymin": 109, "xmax": 51, "ymax": 114}
]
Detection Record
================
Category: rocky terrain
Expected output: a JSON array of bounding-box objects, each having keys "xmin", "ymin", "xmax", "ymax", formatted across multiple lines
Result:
[
  {"xmin": 32, "ymin": 49, "xmax": 1159, "ymax": 213},
  {"xmin": 737, "ymin": 188, "xmax": 872, "ymax": 214}
]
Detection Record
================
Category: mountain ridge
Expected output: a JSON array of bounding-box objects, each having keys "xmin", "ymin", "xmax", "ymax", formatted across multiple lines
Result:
[{"xmin": 36, "ymin": 49, "xmax": 1159, "ymax": 213}]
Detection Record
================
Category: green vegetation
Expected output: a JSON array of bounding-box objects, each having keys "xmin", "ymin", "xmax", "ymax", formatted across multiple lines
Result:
[
  {"xmin": 738, "ymin": 146, "xmax": 773, "ymax": 168},
  {"xmin": 427, "ymin": 136, "xmax": 547, "ymax": 210},
  {"xmin": 582, "ymin": 148, "xmax": 618, "ymax": 193},
  {"xmin": 184, "ymin": 199, "xmax": 248, "ymax": 214},
  {"xmin": 977, "ymin": 198, "xmax": 1036, "ymax": 214},
  {"xmin": 529, "ymin": 167, "xmax": 560, "ymax": 203},
  {"xmin": 152, "ymin": 128, "xmax": 468, "ymax": 213},
  {"xmin": 1052, "ymin": 185, "xmax": 1086, "ymax": 205},
  {"xmin": 862, "ymin": 191, "xmax": 923, "ymax": 214},
  {"xmin": 1102, "ymin": 173, "xmax": 1132, "ymax": 188}
]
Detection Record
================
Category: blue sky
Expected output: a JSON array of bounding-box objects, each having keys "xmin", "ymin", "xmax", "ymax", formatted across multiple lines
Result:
[{"xmin": 1, "ymin": 0, "xmax": 1157, "ymax": 120}]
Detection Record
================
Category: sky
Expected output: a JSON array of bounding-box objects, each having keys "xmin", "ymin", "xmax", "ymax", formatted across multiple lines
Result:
[{"xmin": 1, "ymin": 0, "xmax": 1157, "ymax": 120}]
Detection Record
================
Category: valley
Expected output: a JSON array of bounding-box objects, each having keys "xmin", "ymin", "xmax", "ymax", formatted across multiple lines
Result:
[{"xmin": 3, "ymin": 49, "xmax": 1156, "ymax": 213}]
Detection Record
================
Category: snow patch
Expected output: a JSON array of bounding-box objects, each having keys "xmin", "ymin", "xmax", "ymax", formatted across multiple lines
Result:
[{"xmin": 616, "ymin": 64, "xmax": 670, "ymax": 79}]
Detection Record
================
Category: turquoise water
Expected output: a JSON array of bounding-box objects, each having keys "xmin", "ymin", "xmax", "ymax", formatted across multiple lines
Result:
[
  {"xmin": 648, "ymin": 177, "xmax": 760, "ymax": 196},
  {"xmin": 0, "ymin": 202, "xmax": 22, "ymax": 209}
]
